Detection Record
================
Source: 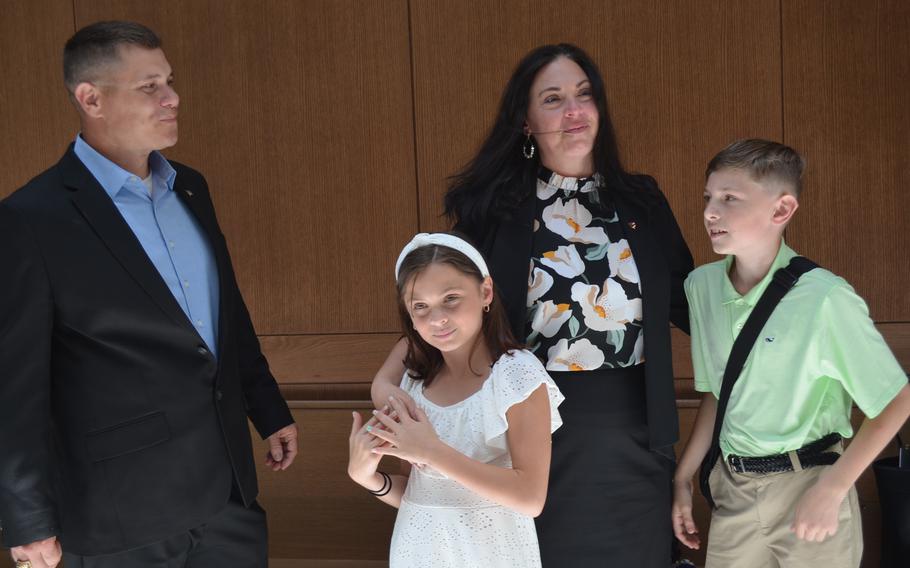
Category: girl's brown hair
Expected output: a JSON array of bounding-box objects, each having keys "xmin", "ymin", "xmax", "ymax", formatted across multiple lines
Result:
[{"xmin": 396, "ymin": 237, "xmax": 522, "ymax": 386}]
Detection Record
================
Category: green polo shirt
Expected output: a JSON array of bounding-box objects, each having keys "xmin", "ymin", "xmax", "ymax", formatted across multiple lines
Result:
[{"xmin": 685, "ymin": 240, "xmax": 907, "ymax": 459}]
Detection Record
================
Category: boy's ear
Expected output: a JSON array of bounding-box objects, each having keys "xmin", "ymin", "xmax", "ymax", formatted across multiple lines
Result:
[{"xmin": 772, "ymin": 194, "xmax": 799, "ymax": 226}]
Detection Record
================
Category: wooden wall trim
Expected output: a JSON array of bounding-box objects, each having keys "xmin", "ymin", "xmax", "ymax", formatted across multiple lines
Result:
[{"xmin": 263, "ymin": 323, "xmax": 910, "ymax": 395}]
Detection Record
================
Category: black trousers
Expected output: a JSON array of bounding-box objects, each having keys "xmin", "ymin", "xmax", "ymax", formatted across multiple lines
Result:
[
  {"xmin": 536, "ymin": 365, "xmax": 675, "ymax": 567},
  {"xmin": 62, "ymin": 493, "xmax": 268, "ymax": 568}
]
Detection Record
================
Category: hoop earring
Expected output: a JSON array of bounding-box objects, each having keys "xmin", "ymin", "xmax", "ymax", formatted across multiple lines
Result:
[
  {"xmin": 522, "ymin": 135, "xmax": 535, "ymax": 159},
  {"xmin": 483, "ymin": 304, "xmax": 491, "ymax": 313}
]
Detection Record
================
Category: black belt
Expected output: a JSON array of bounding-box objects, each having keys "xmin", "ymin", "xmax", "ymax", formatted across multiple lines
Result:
[{"xmin": 727, "ymin": 433, "xmax": 842, "ymax": 474}]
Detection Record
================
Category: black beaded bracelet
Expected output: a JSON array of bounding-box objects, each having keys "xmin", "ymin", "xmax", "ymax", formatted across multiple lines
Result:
[{"xmin": 368, "ymin": 471, "xmax": 392, "ymax": 497}]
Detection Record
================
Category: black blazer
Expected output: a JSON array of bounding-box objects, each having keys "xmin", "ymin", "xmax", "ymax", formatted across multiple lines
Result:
[
  {"xmin": 457, "ymin": 175, "xmax": 693, "ymax": 449},
  {"xmin": 0, "ymin": 146, "xmax": 293, "ymax": 555}
]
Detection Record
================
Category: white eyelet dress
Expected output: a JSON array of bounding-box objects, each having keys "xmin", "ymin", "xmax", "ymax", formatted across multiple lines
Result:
[{"xmin": 389, "ymin": 349, "xmax": 564, "ymax": 568}]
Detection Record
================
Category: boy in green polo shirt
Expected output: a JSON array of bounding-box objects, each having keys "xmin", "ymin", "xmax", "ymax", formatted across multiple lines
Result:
[{"xmin": 670, "ymin": 139, "xmax": 910, "ymax": 567}]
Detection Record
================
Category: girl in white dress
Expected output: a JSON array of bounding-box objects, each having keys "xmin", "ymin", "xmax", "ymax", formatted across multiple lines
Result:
[{"xmin": 347, "ymin": 233, "xmax": 563, "ymax": 568}]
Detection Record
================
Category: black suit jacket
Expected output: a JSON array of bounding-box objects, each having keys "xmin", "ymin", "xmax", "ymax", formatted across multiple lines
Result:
[
  {"xmin": 457, "ymin": 175, "xmax": 693, "ymax": 449},
  {"xmin": 0, "ymin": 146, "xmax": 293, "ymax": 555}
]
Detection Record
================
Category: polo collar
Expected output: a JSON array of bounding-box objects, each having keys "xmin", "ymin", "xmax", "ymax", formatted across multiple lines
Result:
[{"xmin": 721, "ymin": 240, "xmax": 797, "ymax": 306}]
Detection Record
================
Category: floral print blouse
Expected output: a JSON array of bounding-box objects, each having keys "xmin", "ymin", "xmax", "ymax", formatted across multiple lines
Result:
[{"xmin": 525, "ymin": 168, "xmax": 645, "ymax": 372}]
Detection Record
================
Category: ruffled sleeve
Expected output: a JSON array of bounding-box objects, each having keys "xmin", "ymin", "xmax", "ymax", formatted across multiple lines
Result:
[
  {"xmin": 399, "ymin": 371, "xmax": 418, "ymax": 398},
  {"xmin": 481, "ymin": 350, "xmax": 564, "ymax": 451}
]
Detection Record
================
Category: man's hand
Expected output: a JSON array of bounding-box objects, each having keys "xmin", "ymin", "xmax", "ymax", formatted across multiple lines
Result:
[
  {"xmin": 265, "ymin": 422, "xmax": 299, "ymax": 471},
  {"xmin": 10, "ymin": 536, "xmax": 61, "ymax": 568}
]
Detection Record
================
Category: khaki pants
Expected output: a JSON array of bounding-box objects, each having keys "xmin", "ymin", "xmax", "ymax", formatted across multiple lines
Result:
[{"xmin": 705, "ymin": 456, "xmax": 863, "ymax": 568}]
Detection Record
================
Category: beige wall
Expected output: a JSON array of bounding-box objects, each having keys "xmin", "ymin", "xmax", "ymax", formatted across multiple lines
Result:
[{"xmin": 1, "ymin": 1, "xmax": 907, "ymax": 566}]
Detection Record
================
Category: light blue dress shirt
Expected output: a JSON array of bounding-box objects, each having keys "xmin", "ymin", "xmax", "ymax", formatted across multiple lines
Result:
[{"xmin": 74, "ymin": 135, "xmax": 220, "ymax": 356}]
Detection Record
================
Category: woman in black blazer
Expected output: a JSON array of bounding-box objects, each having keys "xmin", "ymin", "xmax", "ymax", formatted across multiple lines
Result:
[{"xmin": 373, "ymin": 44, "xmax": 692, "ymax": 566}]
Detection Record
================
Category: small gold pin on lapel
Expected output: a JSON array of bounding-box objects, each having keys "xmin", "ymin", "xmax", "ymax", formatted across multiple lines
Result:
[{"xmin": 628, "ymin": 220, "xmax": 637, "ymax": 230}]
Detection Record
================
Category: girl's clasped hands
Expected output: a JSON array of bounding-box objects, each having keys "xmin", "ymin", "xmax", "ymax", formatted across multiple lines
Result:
[{"xmin": 348, "ymin": 392, "xmax": 435, "ymax": 485}]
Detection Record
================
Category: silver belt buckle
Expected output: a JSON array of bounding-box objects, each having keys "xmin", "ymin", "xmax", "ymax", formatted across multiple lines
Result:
[{"xmin": 728, "ymin": 454, "xmax": 745, "ymax": 473}]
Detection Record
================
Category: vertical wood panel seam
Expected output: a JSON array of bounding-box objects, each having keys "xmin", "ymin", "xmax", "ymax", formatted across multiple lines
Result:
[
  {"xmin": 406, "ymin": 0, "xmax": 422, "ymax": 232},
  {"xmin": 71, "ymin": 0, "xmax": 77, "ymax": 32},
  {"xmin": 779, "ymin": 0, "xmax": 786, "ymax": 142}
]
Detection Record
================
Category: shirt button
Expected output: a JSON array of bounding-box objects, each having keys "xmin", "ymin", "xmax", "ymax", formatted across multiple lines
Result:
[
  {"xmin": 196, "ymin": 320, "xmax": 204, "ymax": 326},
  {"xmin": 168, "ymin": 241, "xmax": 175, "ymax": 248},
  {"xmin": 215, "ymin": 390, "xmax": 223, "ymax": 401},
  {"xmin": 183, "ymin": 280, "xmax": 190, "ymax": 288},
  {"xmin": 197, "ymin": 346, "xmax": 208, "ymax": 355}
]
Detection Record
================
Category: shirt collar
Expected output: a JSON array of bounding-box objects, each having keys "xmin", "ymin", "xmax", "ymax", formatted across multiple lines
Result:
[
  {"xmin": 73, "ymin": 134, "xmax": 177, "ymax": 199},
  {"xmin": 537, "ymin": 166, "xmax": 604, "ymax": 195},
  {"xmin": 721, "ymin": 239, "xmax": 797, "ymax": 306}
]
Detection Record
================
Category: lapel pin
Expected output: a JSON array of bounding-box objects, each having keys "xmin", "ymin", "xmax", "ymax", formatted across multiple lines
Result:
[
  {"xmin": 628, "ymin": 221, "xmax": 637, "ymax": 230},
  {"xmin": 184, "ymin": 189, "xmax": 193, "ymax": 197}
]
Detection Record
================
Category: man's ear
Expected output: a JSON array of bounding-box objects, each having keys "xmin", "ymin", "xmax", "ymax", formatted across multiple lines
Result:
[
  {"xmin": 772, "ymin": 194, "xmax": 799, "ymax": 226},
  {"xmin": 73, "ymin": 83, "xmax": 103, "ymax": 118}
]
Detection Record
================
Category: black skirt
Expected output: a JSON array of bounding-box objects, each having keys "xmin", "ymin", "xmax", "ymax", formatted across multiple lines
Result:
[{"xmin": 535, "ymin": 365, "xmax": 675, "ymax": 567}]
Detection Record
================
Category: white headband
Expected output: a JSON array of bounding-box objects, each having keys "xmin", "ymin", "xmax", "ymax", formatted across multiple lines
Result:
[{"xmin": 394, "ymin": 233, "xmax": 490, "ymax": 279}]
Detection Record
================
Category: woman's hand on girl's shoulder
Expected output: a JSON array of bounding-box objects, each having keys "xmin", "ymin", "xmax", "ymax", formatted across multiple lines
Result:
[{"xmin": 370, "ymin": 396, "xmax": 443, "ymax": 466}]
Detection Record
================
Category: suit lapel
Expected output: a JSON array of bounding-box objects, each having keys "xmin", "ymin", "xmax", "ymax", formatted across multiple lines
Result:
[
  {"xmin": 62, "ymin": 149, "xmax": 199, "ymax": 334},
  {"xmin": 173, "ymin": 181, "xmax": 221, "ymax": 249},
  {"xmin": 613, "ymin": 193, "xmax": 668, "ymax": 320},
  {"xmin": 173, "ymin": 172, "xmax": 230, "ymax": 356}
]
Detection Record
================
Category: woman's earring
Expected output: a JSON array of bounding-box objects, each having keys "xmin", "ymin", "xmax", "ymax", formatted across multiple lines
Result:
[
  {"xmin": 522, "ymin": 135, "xmax": 535, "ymax": 159},
  {"xmin": 483, "ymin": 304, "xmax": 491, "ymax": 313}
]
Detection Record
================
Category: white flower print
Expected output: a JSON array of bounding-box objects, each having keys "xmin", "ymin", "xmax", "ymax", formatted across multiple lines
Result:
[
  {"xmin": 542, "ymin": 198, "xmax": 609, "ymax": 245},
  {"xmin": 527, "ymin": 261, "xmax": 554, "ymax": 307},
  {"xmin": 631, "ymin": 330, "xmax": 645, "ymax": 363},
  {"xmin": 546, "ymin": 338, "xmax": 606, "ymax": 371},
  {"xmin": 577, "ymin": 174, "xmax": 605, "ymax": 194},
  {"xmin": 540, "ymin": 245, "xmax": 585, "ymax": 278},
  {"xmin": 570, "ymin": 279, "xmax": 643, "ymax": 332},
  {"xmin": 537, "ymin": 173, "xmax": 604, "ymax": 201},
  {"xmin": 529, "ymin": 300, "xmax": 573, "ymax": 338},
  {"xmin": 607, "ymin": 239, "xmax": 640, "ymax": 284},
  {"xmin": 536, "ymin": 178, "xmax": 559, "ymax": 200}
]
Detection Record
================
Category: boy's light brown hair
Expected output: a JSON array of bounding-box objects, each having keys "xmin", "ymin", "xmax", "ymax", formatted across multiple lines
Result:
[{"xmin": 706, "ymin": 139, "xmax": 805, "ymax": 197}]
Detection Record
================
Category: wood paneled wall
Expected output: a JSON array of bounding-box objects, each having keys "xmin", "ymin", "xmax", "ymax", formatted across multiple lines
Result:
[
  {"xmin": 782, "ymin": 0, "xmax": 910, "ymax": 322},
  {"xmin": 1, "ymin": 1, "xmax": 907, "ymax": 566}
]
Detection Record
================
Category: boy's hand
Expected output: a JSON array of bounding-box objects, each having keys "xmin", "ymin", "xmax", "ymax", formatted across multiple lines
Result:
[
  {"xmin": 791, "ymin": 478, "xmax": 847, "ymax": 542},
  {"xmin": 672, "ymin": 477, "xmax": 701, "ymax": 549}
]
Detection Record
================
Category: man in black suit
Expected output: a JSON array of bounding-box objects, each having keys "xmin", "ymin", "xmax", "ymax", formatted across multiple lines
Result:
[{"xmin": 0, "ymin": 21, "xmax": 298, "ymax": 567}]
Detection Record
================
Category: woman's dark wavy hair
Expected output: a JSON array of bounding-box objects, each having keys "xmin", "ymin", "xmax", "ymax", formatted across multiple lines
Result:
[
  {"xmin": 445, "ymin": 43, "xmax": 657, "ymax": 232},
  {"xmin": 396, "ymin": 236, "xmax": 522, "ymax": 387}
]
